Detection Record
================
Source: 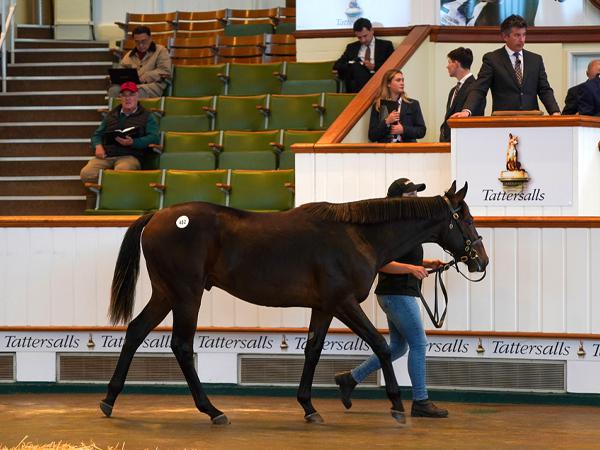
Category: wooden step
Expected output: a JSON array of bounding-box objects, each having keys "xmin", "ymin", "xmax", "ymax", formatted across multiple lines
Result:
[
  {"xmin": 15, "ymin": 50, "xmax": 113, "ymax": 63},
  {"xmin": 0, "ymin": 92, "xmax": 106, "ymax": 107},
  {"xmin": 0, "ymin": 141, "xmax": 91, "ymax": 157},
  {"xmin": 17, "ymin": 26, "xmax": 53, "ymax": 39},
  {"xmin": 0, "ymin": 159, "xmax": 89, "ymax": 177},
  {"xmin": 0, "ymin": 123, "xmax": 99, "ymax": 139},
  {"xmin": 5, "ymin": 77, "xmax": 108, "ymax": 92},
  {"xmin": 0, "ymin": 108, "xmax": 103, "ymax": 122},
  {"xmin": 15, "ymin": 39, "xmax": 109, "ymax": 49},
  {"xmin": 0, "ymin": 199, "xmax": 86, "ymax": 215},
  {"xmin": 0, "ymin": 178, "xmax": 85, "ymax": 196},
  {"xmin": 8, "ymin": 63, "xmax": 112, "ymax": 77}
]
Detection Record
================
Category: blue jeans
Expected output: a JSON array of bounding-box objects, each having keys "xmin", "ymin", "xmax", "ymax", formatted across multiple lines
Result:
[{"xmin": 351, "ymin": 295, "xmax": 429, "ymax": 400}]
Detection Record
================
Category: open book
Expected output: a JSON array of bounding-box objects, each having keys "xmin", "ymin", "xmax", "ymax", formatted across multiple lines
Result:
[{"xmin": 103, "ymin": 126, "xmax": 142, "ymax": 145}]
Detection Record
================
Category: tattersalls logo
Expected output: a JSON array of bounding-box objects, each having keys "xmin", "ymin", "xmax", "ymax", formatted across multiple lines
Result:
[
  {"xmin": 337, "ymin": 1, "xmax": 363, "ymax": 26},
  {"xmin": 482, "ymin": 132, "xmax": 545, "ymax": 202}
]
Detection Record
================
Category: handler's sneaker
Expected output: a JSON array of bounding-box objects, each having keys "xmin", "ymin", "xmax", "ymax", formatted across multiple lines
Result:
[
  {"xmin": 411, "ymin": 399, "xmax": 449, "ymax": 418},
  {"xmin": 334, "ymin": 371, "xmax": 357, "ymax": 409}
]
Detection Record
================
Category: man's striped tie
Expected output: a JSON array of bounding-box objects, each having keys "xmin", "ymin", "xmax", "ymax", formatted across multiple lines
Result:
[{"xmin": 514, "ymin": 52, "xmax": 523, "ymax": 86}]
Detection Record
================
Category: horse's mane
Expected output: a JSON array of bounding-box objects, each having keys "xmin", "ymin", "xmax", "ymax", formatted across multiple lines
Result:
[{"xmin": 300, "ymin": 196, "xmax": 448, "ymax": 224}]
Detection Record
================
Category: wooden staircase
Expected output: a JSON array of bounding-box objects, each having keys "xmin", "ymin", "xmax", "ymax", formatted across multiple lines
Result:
[{"xmin": 0, "ymin": 25, "xmax": 112, "ymax": 215}]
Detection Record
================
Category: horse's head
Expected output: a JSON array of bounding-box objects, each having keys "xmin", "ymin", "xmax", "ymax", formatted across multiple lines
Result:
[{"xmin": 439, "ymin": 181, "xmax": 488, "ymax": 273}]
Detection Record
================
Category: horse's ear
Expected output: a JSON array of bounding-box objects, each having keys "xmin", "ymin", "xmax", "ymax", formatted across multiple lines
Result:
[
  {"xmin": 446, "ymin": 180, "xmax": 457, "ymax": 196},
  {"xmin": 455, "ymin": 181, "xmax": 468, "ymax": 202}
]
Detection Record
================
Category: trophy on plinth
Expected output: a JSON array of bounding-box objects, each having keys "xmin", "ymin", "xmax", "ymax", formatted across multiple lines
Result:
[
  {"xmin": 498, "ymin": 133, "xmax": 530, "ymax": 192},
  {"xmin": 345, "ymin": 1, "xmax": 363, "ymax": 20}
]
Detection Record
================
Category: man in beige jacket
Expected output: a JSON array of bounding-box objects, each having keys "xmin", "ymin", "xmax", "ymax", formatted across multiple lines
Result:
[{"xmin": 109, "ymin": 26, "xmax": 172, "ymax": 98}]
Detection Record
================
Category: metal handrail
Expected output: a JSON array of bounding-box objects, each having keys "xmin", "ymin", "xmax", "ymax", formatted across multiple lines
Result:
[{"xmin": 1, "ymin": 0, "xmax": 17, "ymax": 92}]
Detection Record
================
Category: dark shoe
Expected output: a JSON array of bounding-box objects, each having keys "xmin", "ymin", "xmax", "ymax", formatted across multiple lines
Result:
[
  {"xmin": 334, "ymin": 371, "xmax": 357, "ymax": 410},
  {"xmin": 411, "ymin": 399, "xmax": 448, "ymax": 418}
]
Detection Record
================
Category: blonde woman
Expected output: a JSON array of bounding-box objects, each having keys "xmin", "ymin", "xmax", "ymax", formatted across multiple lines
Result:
[{"xmin": 368, "ymin": 69, "xmax": 426, "ymax": 143}]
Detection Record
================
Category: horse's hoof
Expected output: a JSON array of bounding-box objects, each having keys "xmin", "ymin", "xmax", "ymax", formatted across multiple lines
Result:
[
  {"xmin": 99, "ymin": 401, "xmax": 113, "ymax": 418},
  {"xmin": 211, "ymin": 414, "xmax": 230, "ymax": 425},
  {"xmin": 391, "ymin": 409, "xmax": 407, "ymax": 424},
  {"xmin": 304, "ymin": 412, "xmax": 324, "ymax": 423}
]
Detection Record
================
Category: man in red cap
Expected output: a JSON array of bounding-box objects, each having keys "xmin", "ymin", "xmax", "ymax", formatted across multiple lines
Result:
[{"xmin": 80, "ymin": 81, "xmax": 160, "ymax": 209}]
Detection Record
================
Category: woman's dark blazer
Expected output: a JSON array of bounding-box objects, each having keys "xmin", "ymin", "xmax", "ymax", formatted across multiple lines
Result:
[{"xmin": 368, "ymin": 99, "xmax": 426, "ymax": 143}]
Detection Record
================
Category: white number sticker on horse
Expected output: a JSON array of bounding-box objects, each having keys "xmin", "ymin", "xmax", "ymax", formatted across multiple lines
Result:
[{"xmin": 176, "ymin": 215, "xmax": 189, "ymax": 228}]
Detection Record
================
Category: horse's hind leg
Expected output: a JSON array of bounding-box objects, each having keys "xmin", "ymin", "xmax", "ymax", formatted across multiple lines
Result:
[
  {"xmin": 171, "ymin": 300, "xmax": 227, "ymax": 424},
  {"xmin": 297, "ymin": 309, "xmax": 333, "ymax": 423},
  {"xmin": 335, "ymin": 301, "xmax": 406, "ymax": 424},
  {"xmin": 100, "ymin": 293, "xmax": 171, "ymax": 417}
]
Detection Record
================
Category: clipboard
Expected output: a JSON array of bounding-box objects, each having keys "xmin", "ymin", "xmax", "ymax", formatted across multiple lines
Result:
[{"xmin": 108, "ymin": 68, "xmax": 141, "ymax": 85}]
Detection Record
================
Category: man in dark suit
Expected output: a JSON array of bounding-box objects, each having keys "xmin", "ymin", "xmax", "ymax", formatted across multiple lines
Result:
[
  {"xmin": 440, "ymin": 47, "xmax": 485, "ymax": 142},
  {"xmin": 578, "ymin": 74, "xmax": 600, "ymax": 116},
  {"xmin": 333, "ymin": 18, "xmax": 394, "ymax": 93},
  {"xmin": 563, "ymin": 60, "xmax": 600, "ymax": 115},
  {"xmin": 453, "ymin": 15, "xmax": 560, "ymax": 118}
]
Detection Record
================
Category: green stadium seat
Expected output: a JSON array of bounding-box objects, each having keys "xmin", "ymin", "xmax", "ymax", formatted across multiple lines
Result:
[
  {"xmin": 319, "ymin": 93, "xmax": 356, "ymax": 128},
  {"xmin": 160, "ymin": 169, "xmax": 228, "ymax": 207},
  {"xmin": 274, "ymin": 130, "xmax": 324, "ymax": 169},
  {"xmin": 278, "ymin": 150, "xmax": 294, "ymax": 169},
  {"xmin": 85, "ymin": 170, "xmax": 161, "ymax": 215},
  {"xmin": 218, "ymin": 151, "xmax": 277, "ymax": 170},
  {"xmin": 159, "ymin": 152, "xmax": 216, "ymax": 170},
  {"xmin": 280, "ymin": 79, "xmax": 338, "ymax": 94},
  {"xmin": 227, "ymin": 169, "xmax": 295, "ymax": 211},
  {"xmin": 283, "ymin": 61, "xmax": 338, "ymax": 81},
  {"xmin": 263, "ymin": 94, "xmax": 322, "ymax": 130},
  {"xmin": 159, "ymin": 96, "xmax": 215, "ymax": 132},
  {"xmin": 207, "ymin": 95, "xmax": 268, "ymax": 131},
  {"xmin": 221, "ymin": 129, "xmax": 280, "ymax": 152},
  {"xmin": 225, "ymin": 62, "xmax": 283, "ymax": 95},
  {"xmin": 158, "ymin": 131, "xmax": 221, "ymax": 153},
  {"xmin": 171, "ymin": 64, "xmax": 227, "ymax": 96},
  {"xmin": 275, "ymin": 21, "xmax": 295, "ymax": 35}
]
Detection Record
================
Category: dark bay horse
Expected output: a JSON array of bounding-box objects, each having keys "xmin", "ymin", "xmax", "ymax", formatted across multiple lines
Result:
[{"xmin": 100, "ymin": 181, "xmax": 488, "ymax": 425}]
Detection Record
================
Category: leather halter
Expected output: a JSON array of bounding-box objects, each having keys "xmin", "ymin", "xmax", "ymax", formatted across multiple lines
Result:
[{"xmin": 416, "ymin": 195, "xmax": 486, "ymax": 328}]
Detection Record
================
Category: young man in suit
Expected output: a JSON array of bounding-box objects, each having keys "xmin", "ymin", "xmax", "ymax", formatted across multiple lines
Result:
[
  {"xmin": 563, "ymin": 60, "xmax": 600, "ymax": 115},
  {"xmin": 452, "ymin": 15, "xmax": 560, "ymax": 118},
  {"xmin": 333, "ymin": 18, "xmax": 394, "ymax": 93},
  {"xmin": 440, "ymin": 47, "xmax": 485, "ymax": 142}
]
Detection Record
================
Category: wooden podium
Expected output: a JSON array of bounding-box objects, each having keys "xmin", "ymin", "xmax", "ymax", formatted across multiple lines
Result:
[{"xmin": 448, "ymin": 116, "xmax": 600, "ymax": 216}]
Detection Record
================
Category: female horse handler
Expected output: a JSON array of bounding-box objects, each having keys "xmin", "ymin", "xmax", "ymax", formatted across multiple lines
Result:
[{"xmin": 335, "ymin": 178, "xmax": 449, "ymax": 418}]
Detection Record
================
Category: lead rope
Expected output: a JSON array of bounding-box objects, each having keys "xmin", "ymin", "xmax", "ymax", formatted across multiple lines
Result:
[{"xmin": 418, "ymin": 259, "xmax": 486, "ymax": 328}]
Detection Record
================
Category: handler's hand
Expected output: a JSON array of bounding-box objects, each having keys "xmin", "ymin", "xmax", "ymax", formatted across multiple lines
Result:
[
  {"xmin": 409, "ymin": 265, "xmax": 429, "ymax": 280},
  {"xmin": 425, "ymin": 259, "xmax": 445, "ymax": 270}
]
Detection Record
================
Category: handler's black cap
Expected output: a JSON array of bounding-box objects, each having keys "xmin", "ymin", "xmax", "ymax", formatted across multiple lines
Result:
[{"xmin": 387, "ymin": 178, "xmax": 426, "ymax": 197}]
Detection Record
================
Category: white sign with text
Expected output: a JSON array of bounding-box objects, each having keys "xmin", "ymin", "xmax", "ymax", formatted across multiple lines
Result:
[{"xmin": 454, "ymin": 127, "xmax": 573, "ymax": 206}]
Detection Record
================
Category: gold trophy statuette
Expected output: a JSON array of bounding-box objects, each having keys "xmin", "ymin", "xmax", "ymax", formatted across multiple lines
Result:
[{"xmin": 498, "ymin": 133, "xmax": 530, "ymax": 193}]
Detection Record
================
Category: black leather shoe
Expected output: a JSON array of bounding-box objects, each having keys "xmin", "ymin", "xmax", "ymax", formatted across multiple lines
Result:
[
  {"xmin": 334, "ymin": 371, "xmax": 357, "ymax": 410},
  {"xmin": 411, "ymin": 399, "xmax": 448, "ymax": 418}
]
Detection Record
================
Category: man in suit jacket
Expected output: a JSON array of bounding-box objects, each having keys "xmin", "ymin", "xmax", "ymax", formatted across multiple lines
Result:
[
  {"xmin": 333, "ymin": 18, "xmax": 394, "ymax": 93},
  {"xmin": 440, "ymin": 47, "xmax": 485, "ymax": 142},
  {"xmin": 578, "ymin": 75, "xmax": 600, "ymax": 116},
  {"xmin": 453, "ymin": 15, "xmax": 560, "ymax": 118},
  {"xmin": 563, "ymin": 60, "xmax": 600, "ymax": 115}
]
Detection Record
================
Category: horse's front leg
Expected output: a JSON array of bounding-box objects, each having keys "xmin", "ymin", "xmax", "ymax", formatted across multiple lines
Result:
[
  {"xmin": 297, "ymin": 309, "xmax": 333, "ymax": 423},
  {"xmin": 335, "ymin": 300, "xmax": 406, "ymax": 424}
]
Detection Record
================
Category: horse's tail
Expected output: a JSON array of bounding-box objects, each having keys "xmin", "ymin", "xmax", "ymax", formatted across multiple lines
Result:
[{"xmin": 109, "ymin": 212, "xmax": 155, "ymax": 325}]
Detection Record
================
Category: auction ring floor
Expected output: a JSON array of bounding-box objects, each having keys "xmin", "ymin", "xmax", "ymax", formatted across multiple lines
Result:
[{"xmin": 1, "ymin": 393, "xmax": 599, "ymax": 449}]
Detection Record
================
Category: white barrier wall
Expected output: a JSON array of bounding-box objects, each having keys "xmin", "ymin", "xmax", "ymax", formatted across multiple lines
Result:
[{"xmin": 2, "ymin": 219, "xmax": 600, "ymax": 334}]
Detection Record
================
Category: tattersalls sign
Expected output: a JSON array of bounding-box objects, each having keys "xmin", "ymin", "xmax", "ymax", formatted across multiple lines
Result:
[{"xmin": 455, "ymin": 128, "xmax": 573, "ymax": 206}]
